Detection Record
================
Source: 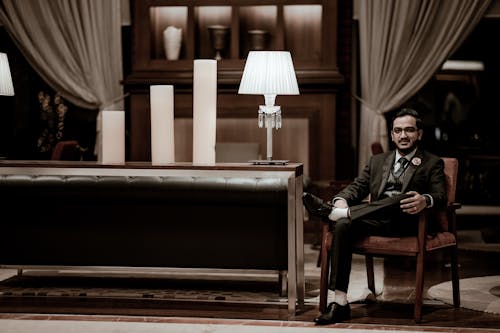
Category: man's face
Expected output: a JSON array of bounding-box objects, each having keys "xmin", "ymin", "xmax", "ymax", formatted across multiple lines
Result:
[{"xmin": 390, "ymin": 115, "xmax": 422, "ymax": 154}]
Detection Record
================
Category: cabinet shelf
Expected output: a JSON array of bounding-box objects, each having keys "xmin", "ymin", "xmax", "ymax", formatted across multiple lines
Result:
[{"xmin": 131, "ymin": 0, "xmax": 336, "ymax": 75}]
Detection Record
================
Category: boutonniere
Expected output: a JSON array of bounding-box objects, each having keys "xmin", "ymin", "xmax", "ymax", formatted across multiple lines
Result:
[{"xmin": 411, "ymin": 157, "xmax": 421, "ymax": 166}]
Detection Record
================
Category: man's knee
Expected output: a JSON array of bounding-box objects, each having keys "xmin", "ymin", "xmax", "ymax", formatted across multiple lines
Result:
[{"xmin": 334, "ymin": 218, "xmax": 351, "ymax": 233}]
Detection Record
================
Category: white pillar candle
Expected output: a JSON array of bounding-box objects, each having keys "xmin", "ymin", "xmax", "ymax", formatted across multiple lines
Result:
[
  {"xmin": 99, "ymin": 110, "xmax": 125, "ymax": 164},
  {"xmin": 193, "ymin": 59, "xmax": 217, "ymax": 165},
  {"xmin": 150, "ymin": 85, "xmax": 175, "ymax": 165}
]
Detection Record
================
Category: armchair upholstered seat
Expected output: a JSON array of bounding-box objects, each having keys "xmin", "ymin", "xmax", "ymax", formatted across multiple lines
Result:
[{"xmin": 352, "ymin": 231, "xmax": 457, "ymax": 255}]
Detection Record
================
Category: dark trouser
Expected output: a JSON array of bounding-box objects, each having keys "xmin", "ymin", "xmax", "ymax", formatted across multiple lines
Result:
[{"xmin": 329, "ymin": 193, "xmax": 418, "ymax": 292}]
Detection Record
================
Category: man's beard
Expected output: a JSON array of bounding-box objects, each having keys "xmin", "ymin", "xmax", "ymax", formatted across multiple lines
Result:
[{"xmin": 397, "ymin": 141, "xmax": 418, "ymax": 155}]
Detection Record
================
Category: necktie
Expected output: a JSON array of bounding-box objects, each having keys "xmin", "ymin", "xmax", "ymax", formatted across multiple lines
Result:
[{"xmin": 393, "ymin": 157, "xmax": 408, "ymax": 178}]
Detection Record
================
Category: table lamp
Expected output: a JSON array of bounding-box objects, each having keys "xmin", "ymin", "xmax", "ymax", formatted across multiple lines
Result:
[
  {"xmin": 238, "ymin": 51, "xmax": 299, "ymax": 165},
  {"xmin": 0, "ymin": 53, "xmax": 14, "ymax": 96}
]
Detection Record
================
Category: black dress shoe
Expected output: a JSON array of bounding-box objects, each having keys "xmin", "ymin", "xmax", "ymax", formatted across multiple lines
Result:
[
  {"xmin": 314, "ymin": 302, "xmax": 351, "ymax": 325},
  {"xmin": 302, "ymin": 192, "xmax": 333, "ymax": 219}
]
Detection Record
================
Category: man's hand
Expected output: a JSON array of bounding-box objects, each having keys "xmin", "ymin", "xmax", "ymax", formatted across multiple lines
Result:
[{"xmin": 400, "ymin": 191, "xmax": 426, "ymax": 214}]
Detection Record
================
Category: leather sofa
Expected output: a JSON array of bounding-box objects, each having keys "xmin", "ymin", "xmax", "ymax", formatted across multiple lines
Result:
[{"xmin": 0, "ymin": 174, "xmax": 289, "ymax": 271}]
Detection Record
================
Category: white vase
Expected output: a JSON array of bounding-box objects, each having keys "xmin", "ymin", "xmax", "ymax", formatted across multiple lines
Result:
[{"xmin": 163, "ymin": 26, "xmax": 182, "ymax": 60}]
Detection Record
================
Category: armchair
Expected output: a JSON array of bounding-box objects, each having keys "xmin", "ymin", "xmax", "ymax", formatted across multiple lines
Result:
[
  {"xmin": 318, "ymin": 157, "xmax": 461, "ymax": 322},
  {"xmin": 51, "ymin": 140, "xmax": 81, "ymax": 160}
]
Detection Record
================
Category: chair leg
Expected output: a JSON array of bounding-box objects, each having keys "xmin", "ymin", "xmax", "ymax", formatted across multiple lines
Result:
[
  {"xmin": 316, "ymin": 241, "xmax": 322, "ymax": 268},
  {"xmin": 365, "ymin": 255, "xmax": 375, "ymax": 295},
  {"xmin": 414, "ymin": 252, "xmax": 425, "ymax": 323},
  {"xmin": 450, "ymin": 246, "xmax": 460, "ymax": 308},
  {"xmin": 319, "ymin": 225, "xmax": 331, "ymax": 313}
]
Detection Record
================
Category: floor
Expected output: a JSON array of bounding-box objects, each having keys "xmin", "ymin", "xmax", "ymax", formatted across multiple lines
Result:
[{"xmin": 0, "ymin": 228, "xmax": 499, "ymax": 332}]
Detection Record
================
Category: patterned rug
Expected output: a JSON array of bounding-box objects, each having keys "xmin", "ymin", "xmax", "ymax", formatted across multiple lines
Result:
[
  {"xmin": 0, "ymin": 246, "xmax": 316, "ymax": 304},
  {"xmin": 0, "ymin": 271, "xmax": 284, "ymax": 303},
  {"xmin": 428, "ymin": 276, "xmax": 500, "ymax": 314},
  {"xmin": 0, "ymin": 248, "xmax": 381, "ymax": 306}
]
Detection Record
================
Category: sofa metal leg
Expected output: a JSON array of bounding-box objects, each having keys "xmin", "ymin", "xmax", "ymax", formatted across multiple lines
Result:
[{"xmin": 279, "ymin": 270, "xmax": 288, "ymax": 297}]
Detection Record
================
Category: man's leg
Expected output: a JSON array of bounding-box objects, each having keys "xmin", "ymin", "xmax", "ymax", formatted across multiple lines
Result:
[
  {"xmin": 303, "ymin": 192, "xmax": 411, "ymax": 222},
  {"xmin": 308, "ymin": 192, "xmax": 409, "ymax": 325},
  {"xmin": 329, "ymin": 214, "xmax": 394, "ymax": 294},
  {"xmin": 314, "ymin": 217, "xmax": 352, "ymax": 325},
  {"xmin": 342, "ymin": 193, "xmax": 412, "ymax": 221},
  {"xmin": 315, "ymin": 207, "xmax": 401, "ymax": 325},
  {"xmin": 329, "ymin": 217, "xmax": 352, "ymax": 294}
]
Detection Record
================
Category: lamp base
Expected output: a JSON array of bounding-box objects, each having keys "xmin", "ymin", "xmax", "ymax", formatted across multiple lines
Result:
[{"xmin": 249, "ymin": 159, "xmax": 289, "ymax": 165}]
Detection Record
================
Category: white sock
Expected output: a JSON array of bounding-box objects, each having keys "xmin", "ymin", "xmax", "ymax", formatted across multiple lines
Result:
[
  {"xmin": 328, "ymin": 207, "xmax": 350, "ymax": 221},
  {"xmin": 334, "ymin": 290, "xmax": 348, "ymax": 306}
]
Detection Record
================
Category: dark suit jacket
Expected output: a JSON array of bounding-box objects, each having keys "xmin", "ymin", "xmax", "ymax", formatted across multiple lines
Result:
[{"xmin": 336, "ymin": 148, "xmax": 447, "ymax": 209}]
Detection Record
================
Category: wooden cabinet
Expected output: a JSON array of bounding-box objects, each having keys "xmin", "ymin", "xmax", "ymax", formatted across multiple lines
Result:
[{"xmin": 124, "ymin": 0, "xmax": 344, "ymax": 181}]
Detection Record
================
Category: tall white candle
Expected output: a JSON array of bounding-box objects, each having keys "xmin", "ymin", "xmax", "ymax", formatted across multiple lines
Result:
[
  {"xmin": 150, "ymin": 85, "xmax": 175, "ymax": 165},
  {"xmin": 99, "ymin": 110, "xmax": 125, "ymax": 164},
  {"xmin": 193, "ymin": 59, "xmax": 217, "ymax": 165}
]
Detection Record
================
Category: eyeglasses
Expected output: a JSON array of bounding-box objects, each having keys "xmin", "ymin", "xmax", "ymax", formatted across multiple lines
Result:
[{"xmin": 392, "ymin": 127, "xmax": 417, "ymax": 134}]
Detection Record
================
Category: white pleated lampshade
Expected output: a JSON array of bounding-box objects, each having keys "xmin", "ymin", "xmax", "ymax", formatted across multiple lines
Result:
[
  {"xmin": 0, "ymin": 53, "xmax": 14, "ymax": 96},
  {"xmin": 238, "ymin": 51, "xmax": 299, "ymax": 95}
]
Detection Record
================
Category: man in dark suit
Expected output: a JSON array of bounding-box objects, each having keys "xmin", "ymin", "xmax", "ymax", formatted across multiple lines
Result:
[{"xmin": 305, "ymin": 108, "xmax": 447, "ymax": 325}]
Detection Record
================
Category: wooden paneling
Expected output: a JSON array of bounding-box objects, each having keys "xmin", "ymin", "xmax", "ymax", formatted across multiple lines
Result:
[{"xmin": 127, "ymin": 90, "xmax": 336, "ymax": 181}]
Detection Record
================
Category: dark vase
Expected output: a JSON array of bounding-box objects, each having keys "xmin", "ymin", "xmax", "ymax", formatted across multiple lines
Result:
[
  {"xmin": 248, "ymin": 30, "xmax": 269, "ymax": 51},
  {"xmin": 208, "ymin": 25, "xmax": 230, "ymax": 60}
]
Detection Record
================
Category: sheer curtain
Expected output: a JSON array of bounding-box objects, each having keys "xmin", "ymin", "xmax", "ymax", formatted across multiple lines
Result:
[
  {"xmin": 357, "ymin": 0, "xmax": 491, "ymax": 170},
  {"xmin": 0, "ymin": 0, "xmax": 124, "ymax": 111}
]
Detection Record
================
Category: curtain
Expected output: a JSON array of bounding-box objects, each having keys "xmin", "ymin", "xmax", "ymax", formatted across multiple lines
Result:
[
  {"xmin": 0, "ymin": 0, "xmax": 124, "ymax": 111},
  {"xmin": 357, "ymin": 0, "xmax": 491, "ymax": 170}
]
